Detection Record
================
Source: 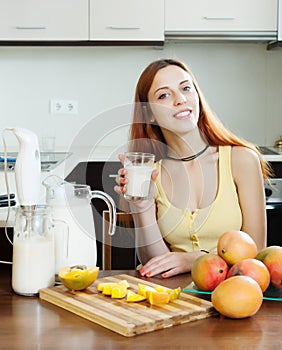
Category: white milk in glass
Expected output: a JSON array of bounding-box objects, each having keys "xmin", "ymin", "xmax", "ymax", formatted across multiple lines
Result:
[
  {"xmin": 12, "ymin": 237, "xmax": 55, "ymax": 296},
  {"xmin": 125, "ymin": 165, "xmax": 152, "ymax": 200}
]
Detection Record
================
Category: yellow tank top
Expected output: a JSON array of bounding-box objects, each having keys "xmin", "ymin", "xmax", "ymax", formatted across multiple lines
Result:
[{"xmin": 154, "ymin": 146, "xmax": 242, "ymax": 253}]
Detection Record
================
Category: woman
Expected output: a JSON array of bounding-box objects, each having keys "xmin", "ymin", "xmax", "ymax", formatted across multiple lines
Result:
[{"xmin": 115, "ymin": 58, "xmax": 270, "ymax": 278}]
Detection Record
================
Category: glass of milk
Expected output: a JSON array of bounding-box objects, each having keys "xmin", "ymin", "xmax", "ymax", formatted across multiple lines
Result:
[{"xmin": 124, "ymin": 152, "xmax": 155, "ymax": 200}]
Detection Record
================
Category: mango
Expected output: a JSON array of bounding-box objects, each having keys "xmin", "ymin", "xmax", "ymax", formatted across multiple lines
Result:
[
  {"xmin": 191, "ymin": 253, "xmax": 228, "ymax": 291},
  {"xmin": 217, "ymin": 230, "xmax": 258, "ymax": 265},
  {"xmin": 256, "ymin": 245, "xmax": 282, "ymax": 290},
  {"xmin": 211, "ymin": 275, "xmax": 263, "ymax": 319},
  {"xmin": 227, "ymin": 258, "xmax": 270, "ymax": 292}
]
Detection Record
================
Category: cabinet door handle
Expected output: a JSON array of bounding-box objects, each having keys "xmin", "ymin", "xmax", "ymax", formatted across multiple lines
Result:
[
  {"xmin": 203, "ymin": 16, "xmax": 235, "ymax": 21},
  {"xmin": 107, "ymin": 25, "xmax": 141, "ymax": 30},
  {"xmin": 15, "ymin": 25, "xmax": 47, "ymax": 30},
  {"xmin": 108, "ymin": 174, "xmax": 119, "ymax": 178}
]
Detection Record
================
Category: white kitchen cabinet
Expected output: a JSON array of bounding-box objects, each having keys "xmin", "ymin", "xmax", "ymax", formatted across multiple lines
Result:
[
  {"xmin": 0, "ymin": 0, "xmax": 88, "ymax": 41},
  {"xmin": 165, "ymin": 0, "xmax": 277, "ymax": 40},
  {"xmin": 89, "ymin": 0, "xmax": 164, "ymax": 42}
]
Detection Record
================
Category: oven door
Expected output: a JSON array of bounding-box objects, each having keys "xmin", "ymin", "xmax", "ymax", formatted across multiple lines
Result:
[{"xmin": 266, "ymin": 203, "xmax": 282, "ymax": 246}]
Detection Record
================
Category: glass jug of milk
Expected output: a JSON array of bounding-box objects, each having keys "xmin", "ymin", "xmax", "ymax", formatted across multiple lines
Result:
[{"xmin": 12, "ymin": 205, "xmax": 56, "ymax": 296}]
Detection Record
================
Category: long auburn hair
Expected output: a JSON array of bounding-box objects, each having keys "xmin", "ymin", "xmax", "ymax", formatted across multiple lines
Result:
[{"xmin": 129, "ymin": 58, "xmax": 271, "ymax": 179}]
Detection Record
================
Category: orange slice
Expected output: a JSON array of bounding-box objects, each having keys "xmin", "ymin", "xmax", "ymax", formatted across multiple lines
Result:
[
  {"xmin": 126, "ymin": 290, "xmax": 146, "ymax": 302},
  {"xmin": 155, "ymin": 286, "xmax": 181, "ymax": 300},
  {"xmin": 111, "ymin": 285, "xmax": 128, "ymax": 299},
  {"xmin": 117, "ymin": 280, "xmax": 130, "ymax": 289},
  {"xmin": 138, "ymin": 283, "xmax": 156, "ymax": 298},
  {"xmin": 97, "ymin": 280, "xmax": 129, "ymax": 296},
  {"xmin": 96, "ymin": 282, "xmax": 116, "ymax": 294},
  {"xmin": 147, "ymin": 291, "xmax": 170, "ymax": 305}
]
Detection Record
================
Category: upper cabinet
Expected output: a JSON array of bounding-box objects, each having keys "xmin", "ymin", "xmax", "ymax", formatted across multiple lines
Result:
[
  {"xmin": 165, "ymin": 0, "xmax": 278, "ymax": 40},
  {"xmin": 0, "ymin": 0, "xmax": 88, "ymax": 41},
  {"xmin": 89, "ymin": 0, "xmax": 164, "ymax": 43},
  {"xmin": 0, "ymin": 0, "xmax": 277, "ymax": 44}
]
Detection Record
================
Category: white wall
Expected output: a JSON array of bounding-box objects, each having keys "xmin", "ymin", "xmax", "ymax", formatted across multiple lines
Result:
[{"xmin": 0, "ymin": 41, "xmax": 282, "ymax": 152}]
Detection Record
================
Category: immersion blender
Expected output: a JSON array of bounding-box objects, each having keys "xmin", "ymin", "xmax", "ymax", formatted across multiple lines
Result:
[
  {"xmin": 6, "ymin": 127, "xmax": 41, "ymax": 207},
  {"xmin": 5, "ymin": 127, "xmax": 55, "ymax": 295}
]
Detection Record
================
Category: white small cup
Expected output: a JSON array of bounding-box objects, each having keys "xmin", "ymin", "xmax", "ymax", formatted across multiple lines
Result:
[{"xmin": 124, "ymin": 152, "xmax": 155, "ymax": 200}]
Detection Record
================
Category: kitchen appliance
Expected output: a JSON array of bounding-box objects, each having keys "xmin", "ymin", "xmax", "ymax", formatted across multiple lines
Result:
[
  {"xmin": 3, "ymin": 127, "xmax": 56, "ymax": 295},
  {"xmin": 259, "ymin": 146, "xmax": 282, "ymax": 156},
  {"xmin": 6, "ymin": 127, "xmax": 41, "ymax": 206},
  {"xmin": 265, "ymin": 177, "xmax": 282, "ymax": 246},
  {"xmin": 265, "ymin": 178, "xmax": 282, "ymax": 203},
  {"xmin": 0, "ymin": 193, "xmax": 16, "ymax": 207},
  {"xmin": 42, "ymin": 175, "xmax": 116, "ymax": 274}
]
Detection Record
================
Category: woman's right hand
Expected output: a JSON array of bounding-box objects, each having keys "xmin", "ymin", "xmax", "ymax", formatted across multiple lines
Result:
[{"xmin": 114, "ymin": 154, "xmax": 158, "ymax": 213}]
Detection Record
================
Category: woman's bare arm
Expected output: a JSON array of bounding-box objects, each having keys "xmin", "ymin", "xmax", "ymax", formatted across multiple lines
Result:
[{"xmin": 232, "ymin": 146, "xmax": 267, "ymax": 251}]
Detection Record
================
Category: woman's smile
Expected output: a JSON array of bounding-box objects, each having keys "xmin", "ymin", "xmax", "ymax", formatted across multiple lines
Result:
[{"xmin": 173, "ymin": 108, "xmax": 192, "ymax": 120}]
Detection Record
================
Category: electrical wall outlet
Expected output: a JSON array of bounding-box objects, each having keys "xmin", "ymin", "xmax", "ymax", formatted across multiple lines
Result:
[{"xmin": 50, "ymin": 100, "xmax": 78, "ymax": 114}]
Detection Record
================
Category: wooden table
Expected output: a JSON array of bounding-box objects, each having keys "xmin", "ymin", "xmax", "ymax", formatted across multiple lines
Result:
[{"xmin": 1, "ymin": 266, "xmax": 282, "ymax": 349}]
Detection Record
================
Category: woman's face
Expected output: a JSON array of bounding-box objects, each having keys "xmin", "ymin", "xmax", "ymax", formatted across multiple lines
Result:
[{"xmin": 147, "ymin": 65, "xmax": 200, "ymax": 135}]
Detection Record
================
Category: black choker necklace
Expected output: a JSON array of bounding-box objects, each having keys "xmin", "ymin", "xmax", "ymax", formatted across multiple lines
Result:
[{"xmin": 167, "ymin": 144, "xmax": 209, "ymax": 161}]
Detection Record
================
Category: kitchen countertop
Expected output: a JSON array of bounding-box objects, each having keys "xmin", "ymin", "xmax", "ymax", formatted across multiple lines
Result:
[{"xmin": 1, "ymin": 267, "xmax": 282, "ymax": 349}]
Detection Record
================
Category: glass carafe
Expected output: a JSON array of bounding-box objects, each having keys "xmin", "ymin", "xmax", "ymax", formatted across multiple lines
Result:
[
  {"xmin": 12, "ymin": 205, "xmax": 56, "ymax": 296},
  {"xmin": 42, "ymin": 175, "xmax": 116, "ymax": 274}
]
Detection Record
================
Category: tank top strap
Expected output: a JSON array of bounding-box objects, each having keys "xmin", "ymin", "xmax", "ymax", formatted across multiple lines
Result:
[
  {"xmin": 218, "ymin": 145, "xmax": 235, "ymax": 195},
  {"xmin": 154, "ymin": 160, "xmax": 171, "ymax": 207}
]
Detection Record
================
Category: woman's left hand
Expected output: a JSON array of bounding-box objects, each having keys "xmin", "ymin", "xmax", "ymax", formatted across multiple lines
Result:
[{"xmin": 139, "ymin": 251, "xmax": 204, "ymax": 278}]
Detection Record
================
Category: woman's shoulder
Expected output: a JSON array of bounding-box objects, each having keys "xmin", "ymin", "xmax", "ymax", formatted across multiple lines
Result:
[
  {"xmin": 230, "ymin": 146, "xmax": 261, "ymax": 178},
  {"xmin": 231, "ymin": 146, "xmax": 259, "ymax": 163}
]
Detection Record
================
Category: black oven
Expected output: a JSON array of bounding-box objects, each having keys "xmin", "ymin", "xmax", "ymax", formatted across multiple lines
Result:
[{"xmin": 265, "ymin": 178, "xmax": 282, "ymax": 246}]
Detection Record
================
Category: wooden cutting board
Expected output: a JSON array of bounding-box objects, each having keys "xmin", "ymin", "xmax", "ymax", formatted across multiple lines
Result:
[{"xmin": 39, "ymin": 274, "xmax": 216, "ymax": 337}]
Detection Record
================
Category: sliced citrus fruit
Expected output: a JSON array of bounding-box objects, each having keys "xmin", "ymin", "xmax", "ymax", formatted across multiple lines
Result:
[
  {"xmin": 117, "ymin": 280, "xmax": 130, "ymax": 289},
  {"xmin": 58, "ymin": 265, "xmax": 99, "ymax": 291},
  {"xmin": 102, "ymin": 283, "xmax": 118, "ymax": 295},
  {"xmin": 147, "ymin": 291, "xmax": 169, "ymax": 305},
  {"xmin": 170, "ymin": 287, "xmax": 181, "ymax": 300},
  {"xmin": 111, "ymin": 285, "xmax": 128, "ymax": 298},
  {"xmin": 97, "ymin": 280, "xmax": 130, "ymax": 297},
  {"xmin": 96, "ymin": 282, "xmax": 116, "ymax": 293},
  {"xmin": 155, "ymin": 285, "xmax": 181, "ymax": 300},
  {"xmin": 138, "ymin": 283, "xmax": 156, "ymax": 298},
  {"xmin": 126, "ymin": 290, "xmax": 146, "ymax": 302}
]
